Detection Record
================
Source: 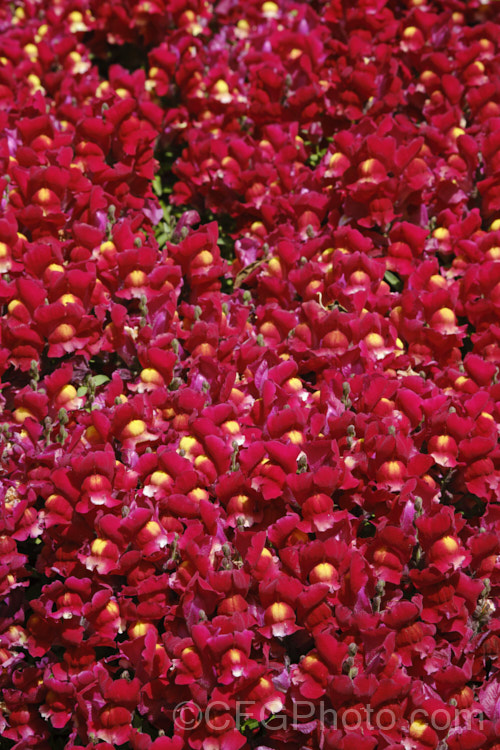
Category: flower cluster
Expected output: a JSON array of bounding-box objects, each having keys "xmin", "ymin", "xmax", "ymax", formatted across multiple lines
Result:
[{"xmin": 1, "ymin": 1, "xmax": 500, "ymax": 750}]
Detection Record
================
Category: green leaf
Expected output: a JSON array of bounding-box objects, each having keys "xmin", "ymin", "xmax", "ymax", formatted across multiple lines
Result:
[
  {"xmin": 77, "ymin": 386, "xmax": 87, "ymax": 397},
  {"xmin": 384, "ymin": 270, "xmax": 404, "ymax": 292},
  {"xmin": 92, "ymin": 374, "xmax": 110, "ymax": 387},
  {"xmin": 152, "ymin": 174, "xmax": 162, "ymax": 197}
]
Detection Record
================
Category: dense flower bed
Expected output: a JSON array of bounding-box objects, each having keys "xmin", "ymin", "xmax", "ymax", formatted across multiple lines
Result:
[{"xmin": 1, "ymin": 0, "xmax": 500, "ymax": 748}]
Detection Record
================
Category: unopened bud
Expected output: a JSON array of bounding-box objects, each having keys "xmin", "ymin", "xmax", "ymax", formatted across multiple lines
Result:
[
  {"xmin": 58, "ymin": 408, "xmax": 68, "ymax": 425},
  {"xmin": 169, "ymin": 377, "xmax": 181, "ymax": 391},
  {"xmin": 297, "ymin": 453, "xmax": 308, "ymax": 474},
  {"xmin": 30, "ymin": 360, "xmax": 39, "ymax": 381},
  {"xmin": 342, "ymin": 657, "xmax": 354, "ymax": 674}
]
